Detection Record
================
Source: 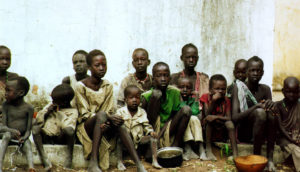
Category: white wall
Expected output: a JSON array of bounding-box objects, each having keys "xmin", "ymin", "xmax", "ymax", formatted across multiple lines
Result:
[{"xmin": 0, "ymin": 0, "xmax": 274, "ymax": 96}]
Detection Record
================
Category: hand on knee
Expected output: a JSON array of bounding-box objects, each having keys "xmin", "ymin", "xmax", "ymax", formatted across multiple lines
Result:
[
  {"xmin": 225, "ymin": 121, "xmax": 234, "ymax": 130},
  {"xmin": 254, "ymin": 108, "xmax": 267, "ymax": 122}
]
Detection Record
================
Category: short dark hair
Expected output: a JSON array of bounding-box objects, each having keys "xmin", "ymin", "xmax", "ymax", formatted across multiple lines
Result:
[
  {"xmin": 0, "ymin": 45, "xmax": 11, "ymax": 57},
  {"xmin": 178, "ymin": 76, "xmax": 192, "ymax": 86},
  {"xmin": 51, "ymin": 84, "xmax": 75, "ymax": 103},
  {"xmin": 152, "ymin": 62, "xmax": 170, "ymax": 76},
  {"xmin": 209, "ymin": 74, "xmax": 227, "ymax": 89},
  {"xmin": 124, "ymin": 85, "xmax": 141, "ymax": 98},
  {"xmin": 234, "ymin": 59, "xmax": 247, "ymax": 69},
  {"xmin": 86, "ymin": 49, "xmax": 105, "ymax": 66},
  {"xmin": 73, "ymin": 50, "xmax": 88, "ymax": 57},
  {"xmin": 132, "ymin": 48, "xmax": 148, "ymax": 59},
  {"xmin": 247, "ymin": 56, "xmax": 264, "ymax": 68},
  {"xmin": 181, "ymin": 43, "xmax": 198, "ymax": 55},
  {"xmin": 15, "ymin": 76, "xmax": 30, "ymax": 96}
]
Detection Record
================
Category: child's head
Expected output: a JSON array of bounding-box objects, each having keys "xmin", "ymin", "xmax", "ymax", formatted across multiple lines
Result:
[
  {"xmin": 124, "ymin": 85, "xmax": 141, "ymax": 111},
  {"xmin": 178, "ymin": 77, "xmax": 193, "ymax": 99},
  {"xmin": 233, "ymin": 59, "xmax": 247, "ymax": 82},
  {"xmin": 180, "ymin": 43, "xmax": 199, "ymax": 70},
  {"xmin": 0, "ymin": 46, "xmax": 12, "ymax": 73},
  {"xmin": 5, "ymin": 76, "xmax": 30, "ymax": 103},
  {"xmin": 152, "ymin": 62, "xmax": 170, "ymax": 90},
  {"xmin": 72, "ymin": 50, "xmax": 88, "ymax": 75},
  {"xmin": 132, "ymin": 48, "xmax": 150, "ymax": 73},
  {"xmin": 209, "ymin": 74, "xmax": 227, "ymax": 99},
  {"xmin": 87, "ymin": 49, "xmax": 107, "ymax": 79},
  {"xmin": 282, "ymin": 77, "xmax": 299, "ymax": 103},
  {"xmin": 247, "ymin": 56, "xmax": 264, "ymax": 83},
  {"xmin": 51, "ymin": 84, "xmax": 75, "ymax": 107}
]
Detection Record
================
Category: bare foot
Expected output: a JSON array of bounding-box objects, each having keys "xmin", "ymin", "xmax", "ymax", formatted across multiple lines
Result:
[
  {"xmin": 152, "ymin": 161, "xmax": 162, "ymax": 169},
  {"xmin": 117, "ymin": 161, "xmax": 126, "ymax": 171},
  {"xmin": 265, "ymin": 161, "xmax": 276, "ymax": 172},
  {"xmin": 137, "ymin": 163, "xmax": 147, "ymax": 172},
  {"xmin": 183, "ymin": 150, "xmax": 199, "ymax": 160},
  {"xmin": 206, "ymin": 151, "xmax": 217, "ymax": 161},
  {"xmin": 88, "ymin": 161, "xmax": 102, "ymax": 172},
  {"xmin": 199, "ymin": 151, "xmax": 208, "ymax": 161}
]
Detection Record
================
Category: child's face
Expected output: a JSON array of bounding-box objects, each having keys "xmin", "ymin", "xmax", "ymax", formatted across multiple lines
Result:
[
  {"xmin": 234, "ymin": 61, "xmax": 247, "ymax": 81},
  {"xmin": 210, "ymin": 80, "xmax": 227, "ymax": 99},
  {"xmin": 89, "ymin": 55, "xmax": 107, "ymax": 79},
  {"xmin": 247, "ymin": 61, "xmax": 263, "ymax": 83},
  {"xmin": 132, "ymin": 51, "xmax": 150, "ymax": 73},
  {"xmin": 181, "ymin": 47, "xmax": 198, "ymax": 70},
  {"xmin": 5, "ymin": 80, "xmax": 19, "ymax": 102},
  {"xmin": 73, "ymin": 53, "xmax": 88, "ymax": 75},
  {"xmin": 282, "ymin": 82, "xmax": 299, "ymax": 103},
  {"xmin": 125, "ymin": 88, "xmax": 141, "ymax": 111},
  {"xmin": 178, "ymin": 78, "xmax": 192, "ymax": 99},
  {"xmin": 153, "ymin": 65, "xmax": 170, "ymax": 90},
  {"xmin": 0, "ymin": 48, "xmax": 11, "ymax": 72}
]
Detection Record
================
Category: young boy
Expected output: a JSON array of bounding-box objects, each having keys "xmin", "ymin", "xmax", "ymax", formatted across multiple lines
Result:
[
  {"xmin": 200, "ymin": 74, "xmax": 238, "ymax": 160},
  {"xmin": 141, "ymin": 62, "xmax": 191, "ymax": 148},
  {"xmin": 0, "ymin": 76, "xmax": 35, "ymax": 172},
  {"xmin": 178, "ymin": 77, "xmax": 207, "ymax": 160},
  {"xmin": 32, "ymin": 84, "xmax": 78, "ymax": 170},
  {"xmin": 231, "ymin": 56, "xmax": 276, "ymax": 171},
  {"xmin": 0, "ymin": 46, "xmax": 18, "ymax": 118},
  {"xmin": 274, "ymin": 77, "xmax": 300, "ymax": 172},
  {"xmin": 226, "ymin": 59, "xmax": 247, "ymax": 99},
  {"xmin": 170, "ymin": 43, "xmax": 209, "ymax": 100},
  {"xmin": 116, "ymin": 85, "xmax": 161, "ymax": 170},
  {"xmin": 117, "ymin": 48, "xmax": 152, "ymax": 108},
  {"xmin": 62, "ymin": 50, "xmax": 89, "ymax": 107}
]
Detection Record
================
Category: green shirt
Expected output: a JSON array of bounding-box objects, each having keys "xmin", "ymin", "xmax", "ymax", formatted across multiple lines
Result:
[
  {"xmin": 142, "ymin": 85, "xmax": 181, "ymax": 128},
  {"xmin": 180, "ymin": 97, "xmax": 200, "ymax": 116}
]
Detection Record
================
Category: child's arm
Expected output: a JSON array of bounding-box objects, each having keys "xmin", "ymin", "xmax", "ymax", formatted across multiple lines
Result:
[
  {"xmin": 0, "ymin": 103, "xmax": 21, "ymax": 138},
  {"xmin": 19, "ymin": 105, "xmax": 34, "ymax": 143}
]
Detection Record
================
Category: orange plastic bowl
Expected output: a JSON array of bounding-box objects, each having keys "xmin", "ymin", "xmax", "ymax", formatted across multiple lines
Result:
[{"xmin": 234, "ymin": 155, "xmax": 268, "ymax": 172}]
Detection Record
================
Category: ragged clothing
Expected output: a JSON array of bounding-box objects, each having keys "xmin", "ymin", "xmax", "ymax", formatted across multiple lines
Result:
[
  {"xmin": 75, "ymin": 80, "xmax": 115, "ymax": 170},
  {"xmin": 184, "ymin": 116, "xmax": 203, "ymax": 142},
  {"xmin": 235, "ymin": 79, "xmax": 257, "ymax": 112},
  {"xmin": 116, "ymin": 106, "xmax": 153, "ymax": 148},
  {"xmin": 35, "ymin": 103, "xmax": 78, "ymax": 136},
  {"xmin": 69, "ymin": 74, "xmax": 78, "ymax": 108},
  {"xmin": 283, "ymin": 144, "xmax": 300, "ymax": 172}
]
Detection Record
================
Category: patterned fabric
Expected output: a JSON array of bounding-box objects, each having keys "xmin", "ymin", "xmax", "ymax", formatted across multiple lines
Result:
[
  {"xmin": 235, "ymin": 79, "xmax": 257, "ymax": 112},
  {"xmin": 116, "ymin": 106, "xmax": 153, "ymax": 148}
]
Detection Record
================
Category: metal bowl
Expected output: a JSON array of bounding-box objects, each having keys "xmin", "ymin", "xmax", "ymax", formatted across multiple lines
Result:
[
  {"xmin": 157, "ymin": 147, "xmax": 183, "ymax": 168},
  {"xmin": 234, "ymin": 155, "xmax": 268, "ymax": 172}
]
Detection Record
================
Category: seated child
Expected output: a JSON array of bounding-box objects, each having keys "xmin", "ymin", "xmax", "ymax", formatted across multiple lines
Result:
[
  {"xmin": 274, "ymin": 77, "xmax": 300, "ymax": 172},
  {"xmin": 116, "ymin": 85, "xmax": 162, "ymax": 170},
  {"xmin": 178, "ymin": 77, "xmax": 207, "ymax": 160},
  {"xmin": 226, "ymin": 59, "xmax": 247, "ymax": 99},
  {"xmin": 32, "ymin": 84, "xmax": 78, "ymax": 170},
  {"xmin": 117, "ymin": 48, "xmax": 152, "ymax": 108},
  {"xmin": 75, "ymin": 49, "xmax": 146, "ymax": 172},
  {"xmin": 0, "ymin": 45, "xmax": 18, "ymax": 119},
  {"xmin": 141, "ymin": 62, "xmax": 191, "ymax": 148},
  {"xmin": 62, "ymin": 50, "xmax": 89, "ymax": 107},
  {"xmin": 200, "ymin": 74, "xmax": 238, "ymax": 160},
  {"xmin": 0, "ymin": 76, "xmax": 35, "ymax": 172}
]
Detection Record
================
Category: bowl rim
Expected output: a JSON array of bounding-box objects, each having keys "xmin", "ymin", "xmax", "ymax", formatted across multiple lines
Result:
[
  {"xmin": 157, "ymin": 147, "xmax": 183, "ymax": 158},
  {"xmin": 234, "ymin": 155, "xmax": 268, "ymax": 165}
]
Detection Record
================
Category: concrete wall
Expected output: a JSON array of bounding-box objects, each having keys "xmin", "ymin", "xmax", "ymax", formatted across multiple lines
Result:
[{"xmin": 0, "ymin": 0, "xmax": 274, "ymax": 99}]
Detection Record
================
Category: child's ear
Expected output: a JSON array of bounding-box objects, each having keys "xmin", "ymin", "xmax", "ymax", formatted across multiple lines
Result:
[
  {"xmin": 180, "ymin": 55, "xmax": 184, "ymax": 61},
  {"xmin": 147, "ymin": 59, "xmax": 150, "ymax": 66},
  {"xmin": 18, "ymin": 90, "xmax": 25, "ymax": 97}
]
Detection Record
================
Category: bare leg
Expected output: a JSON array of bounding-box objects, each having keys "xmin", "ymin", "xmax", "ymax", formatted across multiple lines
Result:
[
  {"xmin": 32, "ymin": 125, "xmax": 52, "ymax": 171},
  {"xmin": 183, "ymin": 141, "xmax": 199, "ymax": 160},
  {"xmin": 116, "ymin": 138, "xmax": 126, "ymax": 170},
  {"xmin": 199, "ymin": 142, "xmax": 208, "ymax": 160},
  {"xmin": 266, "ymin": 112, "xmax": 276, "ymax": 172},
  {"xmin": 150, "ymin": 138, "xmax": 162, "ymax": 168},
  {"xmin": 252, "ymin": 108, "xmax": 267, "ymax": 155},
  {"xmin": 225, "ymin": 121, "xmax": 238, "ymax": 158},
  {"xmin": 118, "ymin": 125, "xmax": 146, "ymax": 172},
  {"xmin": 205, "ymin": 123, "xmax": 217, "ymax": 161},
  {"xmin": 62, "ymin": 127, "xmax": 75, "ymax": 168},
  {"xmin": 0, "ymin": 132, "xmax": 12, "ymax": 172},
  {"xmin": 21, "ymin": 139, "xmax": 35, "ymax": 171},
  {"xmin": 146, "ymin": 89, "xmax": 162, "ymax": 127},
  {"xmin": 169, "ymin": 106, "xmax": 191, "ymax": 147}
]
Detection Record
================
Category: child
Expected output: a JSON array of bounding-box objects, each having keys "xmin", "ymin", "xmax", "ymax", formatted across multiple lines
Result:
[
  {"xmin": 231, "ymin": 56, "xmax": 276, "ymax": 171},
  {"xmin": 226, "ymin": 59, "xmax": 247, "ymax": 99},
  {"xmin": 200, "ymin": 74, "xmax": 238, "ymax": 160},
  {"xmin": 274, "ymin": 77, "xmax": 300, "ymax": 172},
  {"xmin": 117, "ymin": 48, "xmax": 152, "ymax": 108},
  {"xmin": 62, "ymin": 50, "xmax": 89, "ymax": 107},
  {"xmin": 141, "ymin": 62, "xmax": 191, "ymax": 148},
  {"xmin": 0, "ymin": 46, "xmax": 18, "ymax": 118},
  {"xmin": 32, "ymin": 84, "xmax": 78, "ymax": 170},
  {"xmin": 74, "ymin": 49, "xmax": 146, "ymax": 172},
  {"xmin": 178, "ymin": 77, "xmax": 207, "ymax": 160},
  {"xmin": 170, "ymin": 43, "xmax": 209, "ymax": 100},
  {"xmin": 0, "ymin": 76, "xmax": 35, "ymax": 172},
  {"xmin": 116, "ymin": 85, "xmax": 161, "ymax": 170}
]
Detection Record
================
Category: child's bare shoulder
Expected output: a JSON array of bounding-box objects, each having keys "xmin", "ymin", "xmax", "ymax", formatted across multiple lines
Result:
[
  {"xmin": 258, "ymin": 84, "xmax": 271, "ymax": 92},
  {"xmin": 7, "ymin": 72, "xmax": 18, "ymax": 79}
]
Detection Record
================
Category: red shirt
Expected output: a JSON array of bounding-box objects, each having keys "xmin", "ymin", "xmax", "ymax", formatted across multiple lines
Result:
[{"xmin": 199, "ymin": 93, "xmax": 231, "ymax": 117}]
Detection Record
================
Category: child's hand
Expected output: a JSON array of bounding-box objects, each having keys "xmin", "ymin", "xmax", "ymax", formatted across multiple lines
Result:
[
  {"xmin": 108, "ymin": 115, "xmax": 124, "ymax": 126},
  {"xmin": 211, "ymin": 92, "xmax": 222, "ymax": 102},
  {"xmin": 255, "ymin": 102, "xmax": 265, "ymax": 109},
  {"xmin": 19, "ymin": 136, "xmax": 27, "ymax": 144},
  {"xmin": 11, "ymin": 129, "xmax": 21, "ymax": 140},
  {"xmin": 150, "ymin": 132, "xmax": 158, "ymax": 139},
  {"xmin": 204, "ymin": 115, "xmax": 218, "ymax": 123},
  {"xmin": 100, "ymin": 122, "xmax": 110, "ymax": 131}
]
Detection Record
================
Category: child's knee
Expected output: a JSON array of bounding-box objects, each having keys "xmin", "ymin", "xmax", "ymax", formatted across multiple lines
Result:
[
  {"xmin": 62, "ymin": 127, "xmax": 75, "ymax": 136},
  {"xmin": 32, "ymin": 125, "xmax": 41, "ymax": 135},
  {"xmin": 254, "ymin": 108, "xmax": 267, "ymax": 122},
  {"xmin": 225, "ymin": 121, "xmax": 234, "ymax": 130},
  {"xmin": 152, "ymin": 89, "xmax": 162, "ymax": 99},
  {"xmin": 181, "ymin": 105, "xmax": 191, "ymax": 117},
  {"xmin": 3, "ymin": 132, "xmax": 12, "ymax": 140},
  {"xmin": 95, "ymin": 111, "xmax": 107, "ymax": 123}
]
